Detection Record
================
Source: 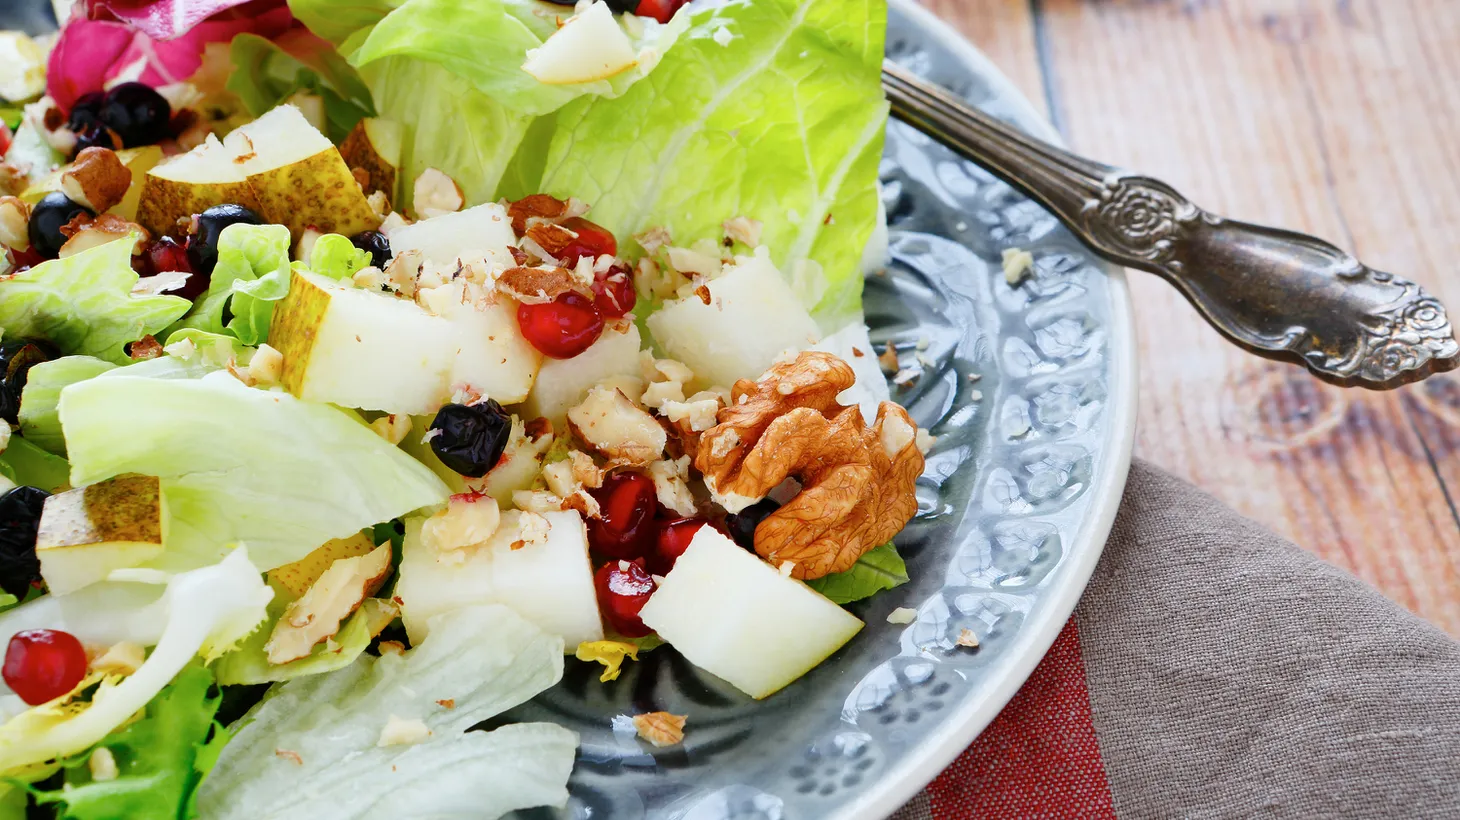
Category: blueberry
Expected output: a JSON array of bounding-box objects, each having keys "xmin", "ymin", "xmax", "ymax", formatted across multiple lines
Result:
[
  {"xmin": 66, "ymin": 91, "xmax": 106, "ymax": 133},
  {"xmin": 187, "ymin": 204, "xmax": 264, "ymax": 274},
  {"xmin": 28, "ymin": 192, "xmax": 93, "ymax": 259},
  {"xmin": 0, "ymin": 486, "xmax": 49, "ymax": 599},
  {"xmin": 349, "ymin": 230, "xmax": 391, "ymax": 268},
  {"xmin": 725, "ymin": 498, "xmax": 781, "ymax": 550},
  {"xmin": 428, "ymin": 400, "xmax": 513, "ymax": 478},
  {"xmin": 72, "ymin": 122, "xmax": 123, "ymax": 157},
  {"xmin": 0, "ymin": 338, "xmax": 56, "ymax": 425},
  {"xmin": 98, "ymin": 82, "xmax": 171, "ymax": 148}
]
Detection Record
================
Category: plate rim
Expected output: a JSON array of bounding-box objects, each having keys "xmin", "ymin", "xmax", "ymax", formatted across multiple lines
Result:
[{"xmin": 843, "ymin": 3, "xmax": 1139, "ymax": 817}]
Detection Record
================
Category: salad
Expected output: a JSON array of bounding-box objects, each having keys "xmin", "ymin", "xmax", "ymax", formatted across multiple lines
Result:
[{"xmin": 0, "ymin": 0, "xmax": 927, "ymax": 815}]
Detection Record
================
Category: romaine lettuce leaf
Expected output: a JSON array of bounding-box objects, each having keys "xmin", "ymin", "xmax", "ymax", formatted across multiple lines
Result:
[
  {"xmin": 167, "ymin": 223, "xmax": 292, "ymax": 346},
  {"xmin": 17, "ymin": 356, "xmax": 117, "ymax": 457},
  {"xmin": 807, "ymin": 542, "xmax": 908, "ymax": 604},
  {"xmin": 59, "ymin": 371, "xmax": 450, "ymax": 572},
  {"xmin": 0, "ymin": 549, "xmax": 271, "ymax": 773},
  {"xmin": 30, "ymin": 664, "xmax": 227, "ymax": 820},
  {"xmin": 286, "ymin": 0, "xmax": 401, "ymax": 48},
  {"xmin": 197, "ymin": 605, "xmax": 575, "ymax": 819},
  {"xmin": 306, "ymin": 233, "xmax": 372, "ymax": 280},
  {"xmin": 0, "ymin": 237, "xmax": 191, "ymax": 364},
  {"xmin": 228, "ymin": 32, "xmax": 376, "ymax": 143},
  {"xmin": 0, "ymin": 435, "xmax": 70, "ymax": 494},
  {"xmin": 538, "ymin": 0, "xmax": 888, "ymax": 328}
]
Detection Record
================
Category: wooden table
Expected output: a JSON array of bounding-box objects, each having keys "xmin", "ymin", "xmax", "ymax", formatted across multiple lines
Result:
[{"xmin": 925, "ymin": 0, "xmax": 1460, "ymax": 635}]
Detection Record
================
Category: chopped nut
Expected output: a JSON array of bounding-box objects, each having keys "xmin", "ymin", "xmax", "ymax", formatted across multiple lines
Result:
[
  {"xmin": 377, "ymin": 640, "xmax": 406, "ymax": 657},
  {"xmin": 0, "ymin": 196, "xmax": 30, "ymax": 251},
  {"xmin": 377, "ymin": 714, "xmax": 432, "ymax": 747},
  {"xmin": 513, "ymin": 489, "xmax": 565, "ymax": 515},
  {"xmin": 695, "ymin": 351, "xmax": 925, "ymax": 579},
  {"xmin": 514, "ymin": 511, "xmax": 551, "ymax": 549},
  {"xmin": 569, "ymin": 450, "xmax": 603, "ymax": 489},
  {"xmin": 496, "ymin": 265, "xmax": 579, "ymax": 305},
  {"xmin": 366, "ymin": 190, "xmax": 391, "ymax": 220},
  {"xmin": 249, "ymin": 343, "xmax": 284, "ymax": 385},
  {"xmin": 567, "ymin": 387, "xmax": 667, "ymax": 466},
  {"xmin": 576, "ymin": 640, "xmax": 639, "ymax": 683},
  {"xmin": 1001, "ymin": 247, "xmax": 1035, "ymax": 286},
  {"xmin": 633, "ymin": 225, "xmax": 672, "ymax": 255},
  {"xmin": 88, "ymin": 747, "xmax": 119, "ymax": 782},
  {"xmin": 878, "ymin": 342, "xmax": 899, "ymax": 374},
  {"xmin": 0, "ymin": 162, "xmax": 28, "ymax": 197},
  {"xmin": 507, "ymin": 193, "xmax": 569, "ymax": 235},
  {"xmin": 89, "ymin": 641, "xmax": 146, "ymax": 676},
  {"xmin": 659, "ymin": 393, "xmax": 722, "ymax": 433},
  {"xmin": 632, "ymin": 712, "xmax": 687, "ymax": 747},
  {"xmin": 413, "ymin": 168, "xmax": 464, "ymax": 218},
  {"xmin": 722, "ymin": 216, "xmax": 763, "ymax": 247},
  {"xmin": 275, "ymin": 748, "xmax": 304, "ymax": 765},
  {"xmin": 887, "ymin": 607, "xmax": 917, "ymax": 625},
  {"xmin": 58, "ymin": 214, "xmax": 148, "ymax": 259},
  {"xmin": 369, "ymin": 413, "xmax": 412, "ymax": 444},
  {"xmin": 956, "ymin": 628, "xmax": 980, "ymax": 648},
  {"xmin": 524, "ymin": 416, "xmax": 554, "ymax": 442},
  {"xmin": 667, "ymin": 246, "xmax": 723, "ymax": 279},
  {"xmin": 61, "ymin": 147, "xmax": 132, "ymax": 213},
  {"xmin": 915, "ymin": 428, "xmax": 936, "ymax": 455},
  {"xmin": 128, "ymin": 335, "xmax": 164, "ymax": 361},
  {"xmin": 892, "ymin": 368, "xmax": 920, "ymax": 388},
  {"xmin": 264, "ymin": 544, "xmax": 393, "ymax": 664},
  {"xmin": 648, "ymin": 456, "xmax": 697, "ymax": 516},
  {"xmin": 421, "ymin": 493, "xmax": 502, "ymax": 556},
  {"xmin": 779, "ymin": 561, "xmax": 796, "ymax": 577},
  {"xmin": 384, "ymin": 248, "xmax": 424, "ymax": 297}
]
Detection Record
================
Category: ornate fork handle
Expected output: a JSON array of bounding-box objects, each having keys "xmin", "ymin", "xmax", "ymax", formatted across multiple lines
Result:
[{"xmin": 883, "ymin": 62, "xmax": 1458, "ymax": 389}]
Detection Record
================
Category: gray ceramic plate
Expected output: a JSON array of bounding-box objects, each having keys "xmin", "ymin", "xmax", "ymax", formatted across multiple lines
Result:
[{"xmin": 503, "ymin": 3, "xmax": 1137, "ymax": 818}]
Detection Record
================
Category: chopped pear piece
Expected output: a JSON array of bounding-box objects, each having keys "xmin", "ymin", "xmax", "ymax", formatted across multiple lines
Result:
[
  {"xmin": 339, "ymin": 118, "xmax": 402, "ymax": 199},
  {"xmin": 647, "ymin": 254, "xmax": 821, "ymax": 388},
  {"xmin": 519, "ymin": 323, "xmax": 642, "ymax": 422},
  {"xmin": 638, "ymin": 527, "xmax": 864, "ymax": 699},
  {"xmin": 264, "ymin": 543, "xmax": 392, "ymax": 664},
  {"xmin": 269, "ymin": 270, "xmax": 456, "ymax": 414},
  {"xmin": 23, "ymin": 146, "xmax": 163, "ymax": 222},
  {"xmin": 135, "ymin": 134, "xmax": 259, "ymax": 237},
  {"xmin": 388, "ymin": 202, "xmax": 516, "ymax": 268},
  {"xmin": 522, "ymin": 2, "xmax": 638, "ymax": 85},
  {"xmin": 417, "ymin": 281, "xmax": 542, "ymax": 404},
  {"xmin": 36, "ymin": 474, "xmax": 167, "ymax": 594},
  {"xmin": 267, "ymin": 531, "xmax": 376, "ymax": 599}
]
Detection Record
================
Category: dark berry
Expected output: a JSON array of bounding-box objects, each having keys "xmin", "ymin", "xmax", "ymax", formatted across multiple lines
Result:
[
  {"xmin": 187, "ymin": 204, "xmax": 263, "ymax": 275},
  {"xmin": 428, "ymin": 400, "xmax": 513, "ymax": 478},
  {"xmin": 517, "ymin": 292, "xmax": 604, "ymax": 359},
  {"xmin": 66, "ymin": 91, "xmax": 106, "ymax": 134},
  {"xmin": 594, "ymin": 559, "xmax": 656, "ymax": 638},
  {"xmin": 3, "ymin": 629, "xmax": 87, "ymax": 705},
  {"xmin": 586, "ymin": 472, "xmax": 659, "ymax": 560},
  {"xmin": 71, "ymin": 122, "xmax": 123, "ymax": 157},
  {"xmin": 28, "ymin": 192, "xmax": 92, "ymax": 259},
  {"xmin": 0, "ymin": 486, "xmax": 48, "ymax": 600},
  {"xmin": 725, "ymin": 498, "xmax": 781, "ymax": 550},
  {"xmin": 1, "ymin": 338, "xmax": 56, "ymax": 424},
  {"xmin": 350, "ymin": 230, "xmax": 391, "ymax": 268},
  {"xmin": 98, "ymin": 82, "xmax": 171, "ymax": 148}
]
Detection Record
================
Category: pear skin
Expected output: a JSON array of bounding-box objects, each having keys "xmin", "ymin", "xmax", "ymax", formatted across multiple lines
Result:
[
  {"xmin": 246, "ymin": 147, "xmax": 381, "ymax": 239},
  {"xmin": 339, "ymin": 118, "xmax": 401, "ymax": 201},
  {"xmin": 36, "ymin": 474, "xmax": 167, "ymax": 594}
]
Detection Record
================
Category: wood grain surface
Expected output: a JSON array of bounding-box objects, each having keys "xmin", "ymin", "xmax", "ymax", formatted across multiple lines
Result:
[{"xmin": 922, "ymin": 0, "xmax": 1460, "ymax": 635}]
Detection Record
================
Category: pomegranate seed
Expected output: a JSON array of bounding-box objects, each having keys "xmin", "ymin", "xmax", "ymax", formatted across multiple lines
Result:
[
  {"xmin": 594, "ymin": 559, "xmax": 656, "ymax": 638},
  {"xmin": 587, "ymin": 472, "xmax": 659, "ymax": 560},
  {"xmin": 651, "ymin": 517, "xmax": 705, "ymax": 574},
  {"xmin": 136, "ymin": 236, "xmax": 204, "ymax": 299},
  {"xmin": 634, "ymin": 0, "xmax": 688, "ymax": 24},
  {"xmin": 3, "ymin": 629, "xmax": 88, "ymax": 706},
  {"xmin": 0, "ymin": 121, "xmax": 12, "ymax": 157},
  {"xmin": 555, "ymin": 216, "xmax": 617, "ymax": 266},
  {"xmin": 592, "ymin": 263, "xmax": 637, "ymax": 318},
  {"xmin": 517, "ymin": 291, "xmax": 604, "ymax": 359},
  {"xmin": 7, "ymin": 246, "xmax": 46, "ymax": 273}
]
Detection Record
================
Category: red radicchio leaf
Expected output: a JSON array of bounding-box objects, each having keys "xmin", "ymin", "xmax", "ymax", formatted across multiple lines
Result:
[{"xmin": 83, "ymin": 0, "xmax": 286, "ymax": 42}]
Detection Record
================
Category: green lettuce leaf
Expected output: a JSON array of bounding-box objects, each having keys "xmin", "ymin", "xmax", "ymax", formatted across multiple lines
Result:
[
  {"xmin": 0, "ymin": 237, "xmax": 191, "ymax": 364},
  {"xmin": 59, "ymin": 371, "xmax": 450, "ymax": 572},
  {"xmin": 17, "ymin": 356, "xmax": 117, "ymax": 457},
  {"xmin": 286, "ymin": 0, "xmax": 401, "ymax": 48},
  {"xmin": 167, "ymin": 223, "xmax": 292, "ymax": 346},
  {"xmin": 229, "ymin": 33, "xmax": 377, "ymax": 143},
  {"xmin": 0, "ymin": 435, "xmax": 70, "ymax": 493},
  {"xmin": 807, "ymin": 542, "xmax": 908, "ymax": 604},
  {"xmin": 30, "ymin": 665, "xmax": 226, "ymax": 820},
  {"xmin": 307, "ymin": 233, "xmax": 371, "ymax": 280},
  {"xmin": 538, "ymin": 0, "xmax": 888, "ymax": 328},
  {"xmin": 197, "ymin": 605, "xmax": 575, "ymax": 819}
]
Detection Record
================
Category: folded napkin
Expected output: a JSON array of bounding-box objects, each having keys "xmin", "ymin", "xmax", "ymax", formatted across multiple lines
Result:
[{"xmin": 894, "ymin": 460, "xmax": 1460, "ymax": 819}]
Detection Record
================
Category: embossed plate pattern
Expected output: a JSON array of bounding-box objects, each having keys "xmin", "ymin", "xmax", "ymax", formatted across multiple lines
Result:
[{"xmin": 502, "ymin": 3, "xmax": 1137, "ymax": 818}]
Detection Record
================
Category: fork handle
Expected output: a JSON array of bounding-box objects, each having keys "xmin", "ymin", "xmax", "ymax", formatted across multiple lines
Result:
[{"xmin": 882, "ymin": 61, "xmax": 1458, "ymax": 389}]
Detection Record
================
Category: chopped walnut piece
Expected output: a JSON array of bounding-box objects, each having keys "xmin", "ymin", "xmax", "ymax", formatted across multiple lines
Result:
[
  {"xmin": 128, "ymin": 335, "xmax": 164, "ymax": 361},
  {"xmin": 249, "ymin": 343, "xmax": 284, "ymax": 385},
  {"xmin": 61, "ymin": 147, "xmax": 132, "ymax": 213},
  {"xmin": 377, "ymin": 640, "xmax": 406, "ymax": 657},
  {"xmin": 513, "ymin": 489, "xmax": 566, "ymax": 515},
  {"xmin": 377, "ymin": 714, "xmax": 432, "ymax": 747},
  {"xmin": 878, "ymin": 341, "xmax": 899, "ymax": 374},
  {"xmin": 436, "ymin": 698, "xmax": 456, "ymax": 709},
  {"xmin": 956, "ymin": 628, "xmax": 980, "ymax": 648},
  {"xmin": 264, "ymin": 544, "xmax": 393, "ymax": 664},
  {"xmin": 421, "ymin": 493, "xmax": 501, "ymax": 557},
  {"xmin": 566, "ymin": 387, "xmax": 667, "ymax": 466},
  {"xmin": 508, "ymin": 193, "xmax": 569, "ymax": 235},
  {"xmin": 632, "ymin": 712, "xmax": 687, "ymax": 747},
  {"xmin": 513, "ymin": 511, "xmax": 551, "ymax": 549},
  {"xmin": 633, "ymin": 225, "xmax": 672, "ymax": 255},
  {"xmin": 722, "ymin": 216, "xmax": 763, "ymax": 247},
  {"xmin": 694, "ymin": 351, "xmax": 925, "ymax": 579},
  {"xmin": 413, "ymin": 167, "xmax": 464, "ymax": 218},
  {"xmin": 648, "ymin": 456, "xmax": 697, "ymax": 516},
  {"xmin": 0, "ymin": 196, "xmax": 30, "ymax": 251},
  {"xmin": 0, "ymin": 162, "xmax": 28, "ymax": 197},
  {"xmin": 59, "ymin": 214, "xmax": 148, "ymax": 259},
  {"xmin": 496, "ymin": 265, "xmax": 580, "ymax": 305},
  {"xmin": 660, "ymin": 392, "xmax": 722, "ymax": 433},
  {"xmin": 1001, "ymin": 247, "xmax": 1035, "ymax": 286}
]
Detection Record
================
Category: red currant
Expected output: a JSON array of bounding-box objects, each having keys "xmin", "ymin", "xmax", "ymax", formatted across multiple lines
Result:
[
  {"xmin": 3, "ymin": 629, "xmax": 88, "ymax": 706},
  {"xmin": 592, "ymin": 263, "xmax": 637, "ymax": 318},
  {"xmin": 634, "ymin": 0, "xmax": 689, "ymax": 24},
  {"xmin": 555, "ymin": 216, "xmax": 617, "ymax": 266},
  {"xmin": 587, "ymin": 472, "xmax": 659, "ymax": 560},
  {"xmin": 594, "ymin": 559, "xmax": 656, "ymax": 638},
  {"xmin": 517, "ymin": 292, "xmax": 605, "ymax": 359},
  {"xmin": 651, "ymin": 517, "xmax": 705, "ymax": 574}
]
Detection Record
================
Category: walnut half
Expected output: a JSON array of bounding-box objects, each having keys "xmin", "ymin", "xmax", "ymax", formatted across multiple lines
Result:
[{"xmin": 695, "ymin": 351, "xmax": 924, "ymax": 580}]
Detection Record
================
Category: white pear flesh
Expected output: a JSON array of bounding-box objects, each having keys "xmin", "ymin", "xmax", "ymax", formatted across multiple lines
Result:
[
  {"xmin": 810, "ymin": 323, "xmax": 890, "ymax": 420},
  {"xmin": 417, "ymin": 282, "xmax": 541, "ymax": 404},
  {"xmin": 36, "ymin": 474, "xmax": 167, "ymax": 595},
  {"xmin": 270, "ymin": 270, "xmax": 455, "ymax": 415},
  {"xmin": 647, "ymin": 255, "xmax": 821, "ymax": 389},
  {"xmin": 522, "ymin": 2, "xmax": 638, "ymax": 85},
  {"xmin": 396, "ymin": 510, "xmax": 602, "ymax": 647},
  {"xmin": 387, "ymin": 202, "xmax": 517, "ymax": 269},
  {"xmin": 519, "ymin": 323, "xmax": 642, "ymax": 422},
  {"xmin": 638, "ymin": 527, "xmax": 863, "ymax": 699}
]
